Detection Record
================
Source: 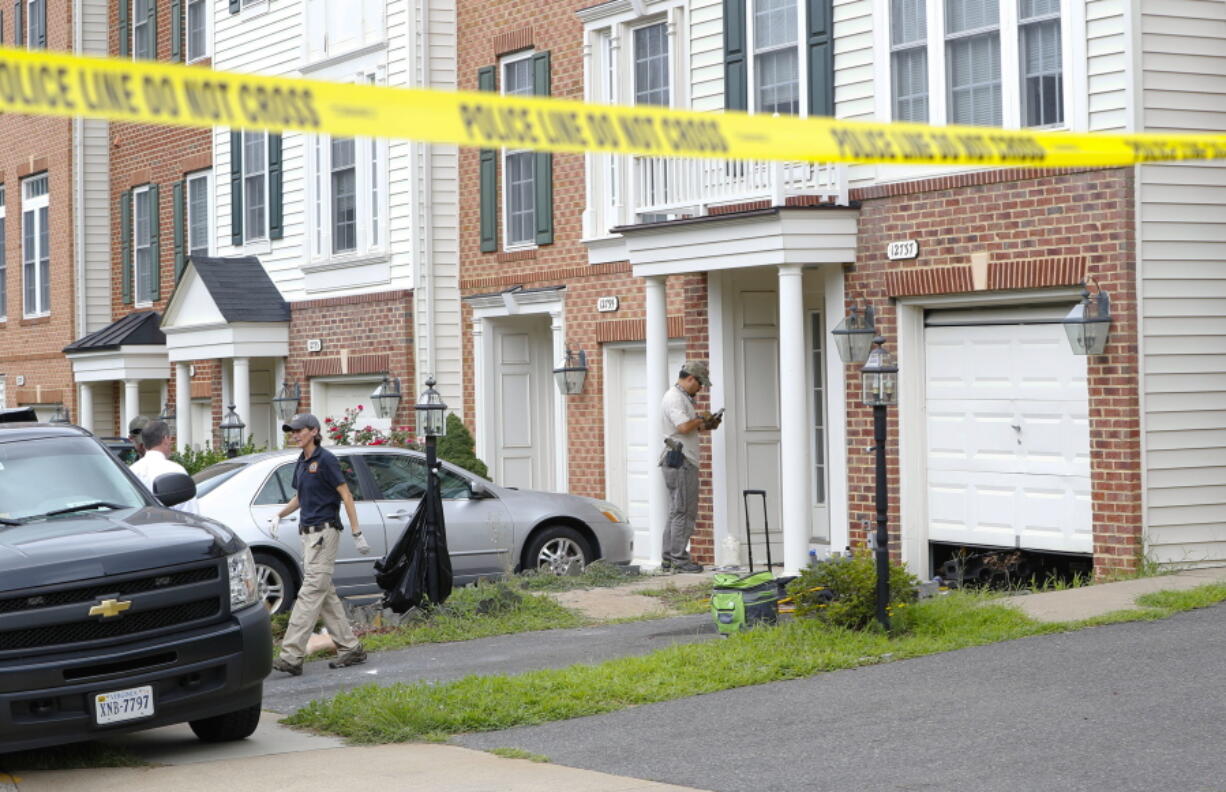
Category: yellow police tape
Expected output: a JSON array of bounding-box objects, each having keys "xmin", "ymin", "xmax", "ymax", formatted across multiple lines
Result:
[{"xmin": 1, "ymin": 45, "xmax": 1224, "ymax": 168}]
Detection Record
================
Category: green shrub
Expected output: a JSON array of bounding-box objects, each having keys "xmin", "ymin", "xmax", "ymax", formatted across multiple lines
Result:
[
  {"xmin": 437, "ymin": 414, "xmax": 489, "ymax": 480},
  {"xmin": 171, "ymin": 442, "xmax": 264, "ymax": 475},
  {"xmin": 787, "ymin": 548, "xmax": 920, "ymax": 631}
]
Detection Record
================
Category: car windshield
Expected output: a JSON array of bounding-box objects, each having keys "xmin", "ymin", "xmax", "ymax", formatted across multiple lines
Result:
[
  {"xmin": 0, "ymin": 436, "xmax": 149, "ymax": 523},
  {"xmin": 192, "ymin": 462, "xmax": 248, "ymax": 498}
]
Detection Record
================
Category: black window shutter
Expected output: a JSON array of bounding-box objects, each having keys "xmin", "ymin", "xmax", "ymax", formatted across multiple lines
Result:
[
  {"xmin": 120, "ymin": 190, "xmax": 133, "ymax": 304},
  {"xmin": 229, "ymin": 0, "xmax": 240, "ymax": 13},
  {"xmin": 117, "ymin": 0, "xmax": 127, "ymax": 56},
  {"xmin": 170, "ymin": 0, "xmax": 181, "ymax": 61},
  {"xmin": 532, "ymin": 51, "xmax": 553, "ymax": 246},
  {"xmin": 148, "ymin": 184, "xmax": 161, "ymax": 301},
  {"xmin": 35, "ymin": 0, "xmax": 43, "ymax": 47},
  {"xmin": 14, "ymin": 0, "xmax": 22, "ymax": 49},
  {"xmin": 806, "ymin": 0, "xmax": 834, "ymax": 117},
  {"xmin": 477, "ymin": 65, "xmax": 496, "ymax": 253},
  {"xmin": 230, "ymin": 130, "xmax": 243, "ymax": 245},
  {"xmin": 173, "ymin": 180, "xmax": 186, "ymax": 279},
  {"xmin": 269, "ymin": 133, "xmax": 283, "ymax": 240},
  {"xmin": 723, "ymin": 0, "xmax": 747, "ymax": 111},
  {"xmin": 1, "ymin": 11, "xmax": 5, "ymax": 44}
]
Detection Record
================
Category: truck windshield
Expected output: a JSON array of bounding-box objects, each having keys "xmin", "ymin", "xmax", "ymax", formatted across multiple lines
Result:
[{"xmin": 0, "ymin": 436, "xmax": 149, "ymax": 522}]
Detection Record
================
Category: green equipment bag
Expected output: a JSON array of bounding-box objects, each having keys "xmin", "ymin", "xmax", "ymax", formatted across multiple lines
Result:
[{"xmin": 711, "ymin": 571, "xmax": 779, "ymax": 636}]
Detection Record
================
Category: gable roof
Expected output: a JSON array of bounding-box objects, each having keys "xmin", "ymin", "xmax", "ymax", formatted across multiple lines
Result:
[
  {"xmin": 63, "ymin": 310, "xmax": 166, "ymax": 353},
  {"xmin": 175, "ymin": 256, "xmax": 290, "ymax": 324}
]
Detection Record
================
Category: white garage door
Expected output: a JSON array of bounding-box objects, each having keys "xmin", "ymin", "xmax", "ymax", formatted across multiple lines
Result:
[{"xmin": 925, "ymin": 313, "xmax": 1091, "ymax": 554}]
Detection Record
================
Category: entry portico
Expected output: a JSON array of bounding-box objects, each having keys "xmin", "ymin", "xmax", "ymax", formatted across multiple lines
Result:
[{"xmin": 621, "ymin": 207, "xmax": 858, "ymax": 574}]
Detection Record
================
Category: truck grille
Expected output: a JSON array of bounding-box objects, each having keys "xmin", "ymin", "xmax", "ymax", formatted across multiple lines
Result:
[
  {"xmin": 0, "ymin": 567, "xmax": 219, "ymax": 615},
  {"xmin": 0, "ymin": 598, "xmax": 222, "ymax": 652}
]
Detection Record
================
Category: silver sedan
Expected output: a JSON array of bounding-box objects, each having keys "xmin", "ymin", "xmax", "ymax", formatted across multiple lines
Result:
[{"xmin": 192, "ymin": 446, "xmax": 634, "ymax": 614}]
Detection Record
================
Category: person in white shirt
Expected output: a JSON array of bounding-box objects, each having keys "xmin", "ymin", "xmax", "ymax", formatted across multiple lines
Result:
[
  {"xmin": 659, "ymin": 359, "xmax": 721, "ymax": 572},
  {"xmin": 129, "ymin": 419, "xmax": 199, "ymax": 514}
]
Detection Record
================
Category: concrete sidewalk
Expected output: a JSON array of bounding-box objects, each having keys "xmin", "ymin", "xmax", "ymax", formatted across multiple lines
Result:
[{"xmin": 5, "ymin": 565, "xmax": 1226, "ymax": 792}]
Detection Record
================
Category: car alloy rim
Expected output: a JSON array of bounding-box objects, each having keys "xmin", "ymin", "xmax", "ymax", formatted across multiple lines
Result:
[
  {"xmin": 538, "ymin": 537, "xmax": 584, "ymax": 576},
  {"xmin": 257, "ymin": 563, "xmax": 286, "ymax": 613}
]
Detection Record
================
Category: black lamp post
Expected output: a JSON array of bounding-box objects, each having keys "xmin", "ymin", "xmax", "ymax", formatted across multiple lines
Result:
[
  {"xmin": 415, "ymin": 376, "xmax": 447, "ymax": 493},
  {"xmin": 273, "ymin": 381, "xmax": 301, "ymax": 422},
  {"xmin": 219, "ymin": 404, "xmax": 245, "ymax": 458},
  {"xmin": 862, "ymin": 336, "xmax": 898, "ymax": 631}
]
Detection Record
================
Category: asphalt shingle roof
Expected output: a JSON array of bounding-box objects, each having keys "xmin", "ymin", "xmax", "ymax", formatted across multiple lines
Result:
[
  {"xmin": 190, "ymin": 256, "xmax": 290, "ymax": 323},
  {"xmin": 63, "ymin": 310, "xmax": 165, "ymax": 353}
]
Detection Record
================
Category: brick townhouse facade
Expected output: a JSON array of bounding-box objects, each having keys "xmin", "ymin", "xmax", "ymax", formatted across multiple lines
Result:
[{"xmin": 457, "ymin": 0, "xmax": 719, "ymax": 564}]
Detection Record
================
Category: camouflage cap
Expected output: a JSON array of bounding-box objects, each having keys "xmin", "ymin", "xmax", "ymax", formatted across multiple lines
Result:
[
  {"xmin": 128, "ymin": 415, "xmax": 150, "ymax": 437},
  {"xmin": 681, "ymin": 360, "xmax": 711, "ymax": 388}
]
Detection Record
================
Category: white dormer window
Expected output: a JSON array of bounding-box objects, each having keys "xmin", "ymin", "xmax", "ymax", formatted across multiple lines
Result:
[{"xmin": 305, "ymin": 0, "xmax": 385, "ymax": 64}]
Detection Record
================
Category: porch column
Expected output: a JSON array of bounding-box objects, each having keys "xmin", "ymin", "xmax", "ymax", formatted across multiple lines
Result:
[
  {"xmin": 273, "ymin": 358, "xmax": 287, "ymax": 449},
  {"xmin": 645, "ymin": 275, "xmax": 669, "ymax": 569},
  {"xmin": 77, "ymin": 382, "xmax": 93, "ymax": 433},
  {"xmin": 123, "ymin": 380, "xmax": 141, "ymax": 437},
  {"xmin": 471, "ymin": 320, "xmax": 487, "ymax": 462},
  {"xmin": 175, "ymin": 363, "xmax": 191, "ymax": 453},
  {"xmin": 549, "ymin": 309, "xmax": 568, "ymax": 494},
  {"xmin": 232, "ymin": 357, "xmax": 251, "ymax": 449},
  {"xmin": 778, "ymin": 263, "xmax": 811, "ymax": 574}
]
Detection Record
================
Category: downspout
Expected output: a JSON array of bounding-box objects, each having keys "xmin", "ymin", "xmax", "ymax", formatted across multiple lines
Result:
[{"xmin": 72, "ymin": 0, "xmax": 87, "ymax": 340}]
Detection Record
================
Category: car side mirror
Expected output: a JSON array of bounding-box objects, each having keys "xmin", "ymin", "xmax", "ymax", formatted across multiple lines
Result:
[
  {"xmin": 153, "ymin": 472, "xmax": 197, "ymax": 508},
  {"xmin": 469, "ymin": 480, "xmax": 489, "ymax": 499}
]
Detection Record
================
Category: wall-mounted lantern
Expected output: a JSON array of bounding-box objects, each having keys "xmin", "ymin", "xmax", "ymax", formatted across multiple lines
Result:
[
  {"xmin": 273, "ymin": 381, "xmax": 302, "ymax": 422},
  {"xmin": 1062, "ymin": 288, "xmax": 1112, "ymax": 355},
  {"xmin": 553, "ymin": 347, "xmax": 589, "ymax": 395},
  {"xmin": 832, "ymin": 304, "xmax": 877, "ymax": 365}
]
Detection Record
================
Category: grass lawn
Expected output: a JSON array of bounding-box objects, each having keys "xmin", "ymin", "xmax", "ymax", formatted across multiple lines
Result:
[{"xmin": 284, "ymin": 584, "xmax": 1226, "ymax": 744}]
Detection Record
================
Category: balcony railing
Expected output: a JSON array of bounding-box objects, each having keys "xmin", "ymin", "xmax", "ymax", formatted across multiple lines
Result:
[{"xmin": 631, "ymin": 157, "xmax": 848, "ymax": 221}]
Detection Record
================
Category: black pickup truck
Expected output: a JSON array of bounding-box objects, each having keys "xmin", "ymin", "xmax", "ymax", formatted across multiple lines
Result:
[{"xmin": 0, "ymin": 410, "xmax": 271, "ymax": 753}]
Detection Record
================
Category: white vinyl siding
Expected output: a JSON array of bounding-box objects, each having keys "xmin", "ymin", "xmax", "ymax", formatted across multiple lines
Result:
[
  {"xmin": 690, "ymin": 0, "xmax": 725, "ymax": 112},
  {"xmin": 1085, "ymin": 0, "xmax": 1128, "ymax": 131},
  {"xmin": 78, "ymin": 2, "xmax": 111, "ymax": 334},
  {"xmin": 1137, "ymin": 0, "xmax": 1226, "ymax": 567}
]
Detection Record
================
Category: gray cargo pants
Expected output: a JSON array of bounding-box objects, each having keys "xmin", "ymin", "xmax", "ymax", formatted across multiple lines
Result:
[{"xmin": 662, "ymin": 458, "xmax": 699, "ymax": 563}]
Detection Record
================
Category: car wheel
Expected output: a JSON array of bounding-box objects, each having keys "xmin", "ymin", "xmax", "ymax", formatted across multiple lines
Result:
[
  {"xmin": 189, "ymin": 702, "xmax": 262, "ymax": 743},
  {"xmin": 254, "ymin": 553, "xmax": 297, "ymax": 616},
  {"xmin": 525, "ymin": 526, "xmax": 592, "ymax": 576}
]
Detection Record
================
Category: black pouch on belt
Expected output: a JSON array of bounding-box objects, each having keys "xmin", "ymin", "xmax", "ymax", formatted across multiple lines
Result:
[{"xmin": 664, "ymin": 440, "xmax": 685, "ymax": 468}]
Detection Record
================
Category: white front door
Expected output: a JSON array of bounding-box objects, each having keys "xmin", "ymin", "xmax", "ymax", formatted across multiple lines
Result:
[
  {"xmin": 605, "ymin": 344, "xmax": 684, "ymax": 562},
  {"xmin": 925, "ymin": 319, "xmax": 1092, "ymax": 554},
  {"xmin": 492, "ymin": 317, "xmax": 554, "ymax": 491}
]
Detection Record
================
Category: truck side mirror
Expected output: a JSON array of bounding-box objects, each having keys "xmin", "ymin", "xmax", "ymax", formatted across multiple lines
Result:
[{"xmin": 153, "ymin": 472, "xmax": 197, "ymax": 508}]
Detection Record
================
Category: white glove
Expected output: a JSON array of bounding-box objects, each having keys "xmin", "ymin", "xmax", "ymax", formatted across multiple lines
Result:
[
  {"xmin": 266, "ymin": 515, "xmax": 283, "ymax": 539},
  {"xmin": 353, "ymin": 533, "xmax": 371, "ymax": 555}
]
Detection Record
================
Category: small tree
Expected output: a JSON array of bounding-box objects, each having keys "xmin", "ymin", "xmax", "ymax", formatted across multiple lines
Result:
[
  {"xmin": 787, "ymin": 548, "xmax": 920, "ymax": 632},
  {"xmin": 437, "ymin": 413, "xmax": 489, "ymax": 480}
]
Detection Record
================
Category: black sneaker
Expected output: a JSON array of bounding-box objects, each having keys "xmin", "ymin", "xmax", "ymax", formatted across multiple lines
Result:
[
  {"xmin": 661, "ymin": 558, "xmax": 675, "ymax": 572},
  {"xmin": 329, "ymin": 645, "xmax": 368, "ymax": 669},
  {"xmin": 272, "ymin": 656, "xmax": 303, "ymax": 677},
  {"xmin": 674, "ymin": 561, "xmax": 704, "ymax": 573}
]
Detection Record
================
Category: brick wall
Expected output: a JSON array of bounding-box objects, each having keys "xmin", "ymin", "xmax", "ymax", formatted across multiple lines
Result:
[
  {"xmin": 0, "ymin": 7, "xmax": 79, "ymax": 414},
  {"xmin": 844, "ymin": 167, "xmax": 1141, "ymax": 578},
  {"xmin": 457, "ymin": 2, "xmax": 713, "ymax": 561},
  {"xmin": 285, "ymin": 291, "xmax": 416, "ymax": 432}
]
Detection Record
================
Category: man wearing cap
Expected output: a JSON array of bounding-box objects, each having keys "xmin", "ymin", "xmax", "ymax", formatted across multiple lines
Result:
[
  {"xmin": 659, "ymin": 360, "xmax": 722, "ymax": 573},
  {"xmin": 268, "ymin": 413, "xmax": 369, "ymax": 675},
  {"xmin": 129, "ymin": 415, "xmax": 150, "ymax": 460}
]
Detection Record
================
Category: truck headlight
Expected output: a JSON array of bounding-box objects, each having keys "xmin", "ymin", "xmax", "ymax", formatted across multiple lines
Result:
[{"xmin": 227, "ymin": 549, "xmax": 260, "ymax": 611}]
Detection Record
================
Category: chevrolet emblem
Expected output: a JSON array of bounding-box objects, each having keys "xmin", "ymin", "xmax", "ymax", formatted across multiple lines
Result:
[{"xmin": 89, "ymin": 599, "xmax": 132, "ymax": 619}]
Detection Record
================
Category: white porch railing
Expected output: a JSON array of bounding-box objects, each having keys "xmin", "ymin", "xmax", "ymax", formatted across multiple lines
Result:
[{"xmin": 631, "ymin": 157, "xmax": 849, "ymax": 220}]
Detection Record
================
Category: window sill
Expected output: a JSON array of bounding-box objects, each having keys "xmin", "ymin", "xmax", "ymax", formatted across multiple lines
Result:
[
  {"xmin": 497, "ymin": 247, "xmax": 538, "ymax": 264},
  {"xmin": 300, "ymin": 40, "xmax": 388, "ymax": 75},
  {"xmin": 303, "ymin": 252, "xmax": 391, "ymax": 274},
  {"xmin": 242, "ymin": 239, "xmax": 272, "ymax": 256},
  {"xmin": 135, "ymin": 300, "xmax": 153, "ymax": 310},
  {"xmin": 20, "ymin": 315, "xmax": 51, "ymax": 326}
]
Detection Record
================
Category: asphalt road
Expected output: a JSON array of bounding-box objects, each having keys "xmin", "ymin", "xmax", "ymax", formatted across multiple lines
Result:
[
  {"xmin": 263, "ymin": 613, "xmax": 716, "ymax": 714},
  {"xmin": 456, "ymin": 603, "xmax": 1226, "ymax": 792}
]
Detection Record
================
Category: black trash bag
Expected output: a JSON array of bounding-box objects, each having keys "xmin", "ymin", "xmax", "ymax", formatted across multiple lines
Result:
[{"xmin": 374, "ymin": 467, "xmax": 453, "ymax": 613}]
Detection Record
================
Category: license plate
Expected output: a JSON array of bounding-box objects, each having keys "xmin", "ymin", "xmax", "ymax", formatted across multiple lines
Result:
[{"xmin": 94, "ymin": 685, "xmax": 154, "ymax": 726}]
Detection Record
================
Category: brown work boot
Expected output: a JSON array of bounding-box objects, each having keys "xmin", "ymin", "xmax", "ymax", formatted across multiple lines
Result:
[
  {"xmin": 328, "ymin": 644, "xmax": 368, "ymax": 669},
  {"xmin": 272, "ymin": 656, "xmax": 303, "ymax": 676}
]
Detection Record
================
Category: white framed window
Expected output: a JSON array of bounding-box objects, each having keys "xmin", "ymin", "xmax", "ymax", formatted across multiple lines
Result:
[
  {"xmin": 21, "ymin": 173, "xmax": 49, "ymax": 318},
  {"xmin": 187, "ymin": 0, "xmax": 208, "ymax": 62},
  {"xmin": 304, "ymin": 0, "xmax": 385, "ymax": 64},
  {"xmin": 26, "ymin": 0, "xmax": 45, "ymax": 49},
  {"xmin": 633, "ymin": 22, "xmax": 670, "ymax": 106},
  {"xmin": 808, "ymin": 311, "xmax": 827, "ymax": 505},
  {"xmin": 186, "ymin": 170, "xmax": 212, "ymax": 261},
  {"xmin": 751, "ymin": 0, "xmax": 800, "ymax": 115},
  {"xmin": 243, "ymin": 131, "xmax": 268, "ymax": 243},
  {"xmin": 890, "ymin": 0, "xmax": 928, "ymax": 122},
  {"xmin": 308, "ymin": 73, "xmax": 387, "ymax": 262},
  {"xmin": 133, "ymin": 185, "xmax": 155, "ymax": 306},
  {"xmin": 0, "ymin": 185, "xmax": 6, "ymax": 320},
  {"xmin": 889, "ymin": 0, "xmax": 1065, "ymax": 129},
  {"xmin": 132, "ymin": 0, "xmax": 153, "ymax": 59},
  {"xmin": 502, "ymin": 52, "xmax": 536, "ymax": 249}
]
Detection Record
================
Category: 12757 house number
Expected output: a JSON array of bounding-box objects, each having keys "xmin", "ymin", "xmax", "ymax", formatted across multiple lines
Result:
[{"xmin": 886, "ymin": 240, "xmax": 919, "ymax": 260}]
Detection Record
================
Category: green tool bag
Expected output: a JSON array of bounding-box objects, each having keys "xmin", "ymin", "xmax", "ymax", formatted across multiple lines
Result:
[{"xmin": 711, "ymin": 571, "xmax": 779, "ymax": 636}]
